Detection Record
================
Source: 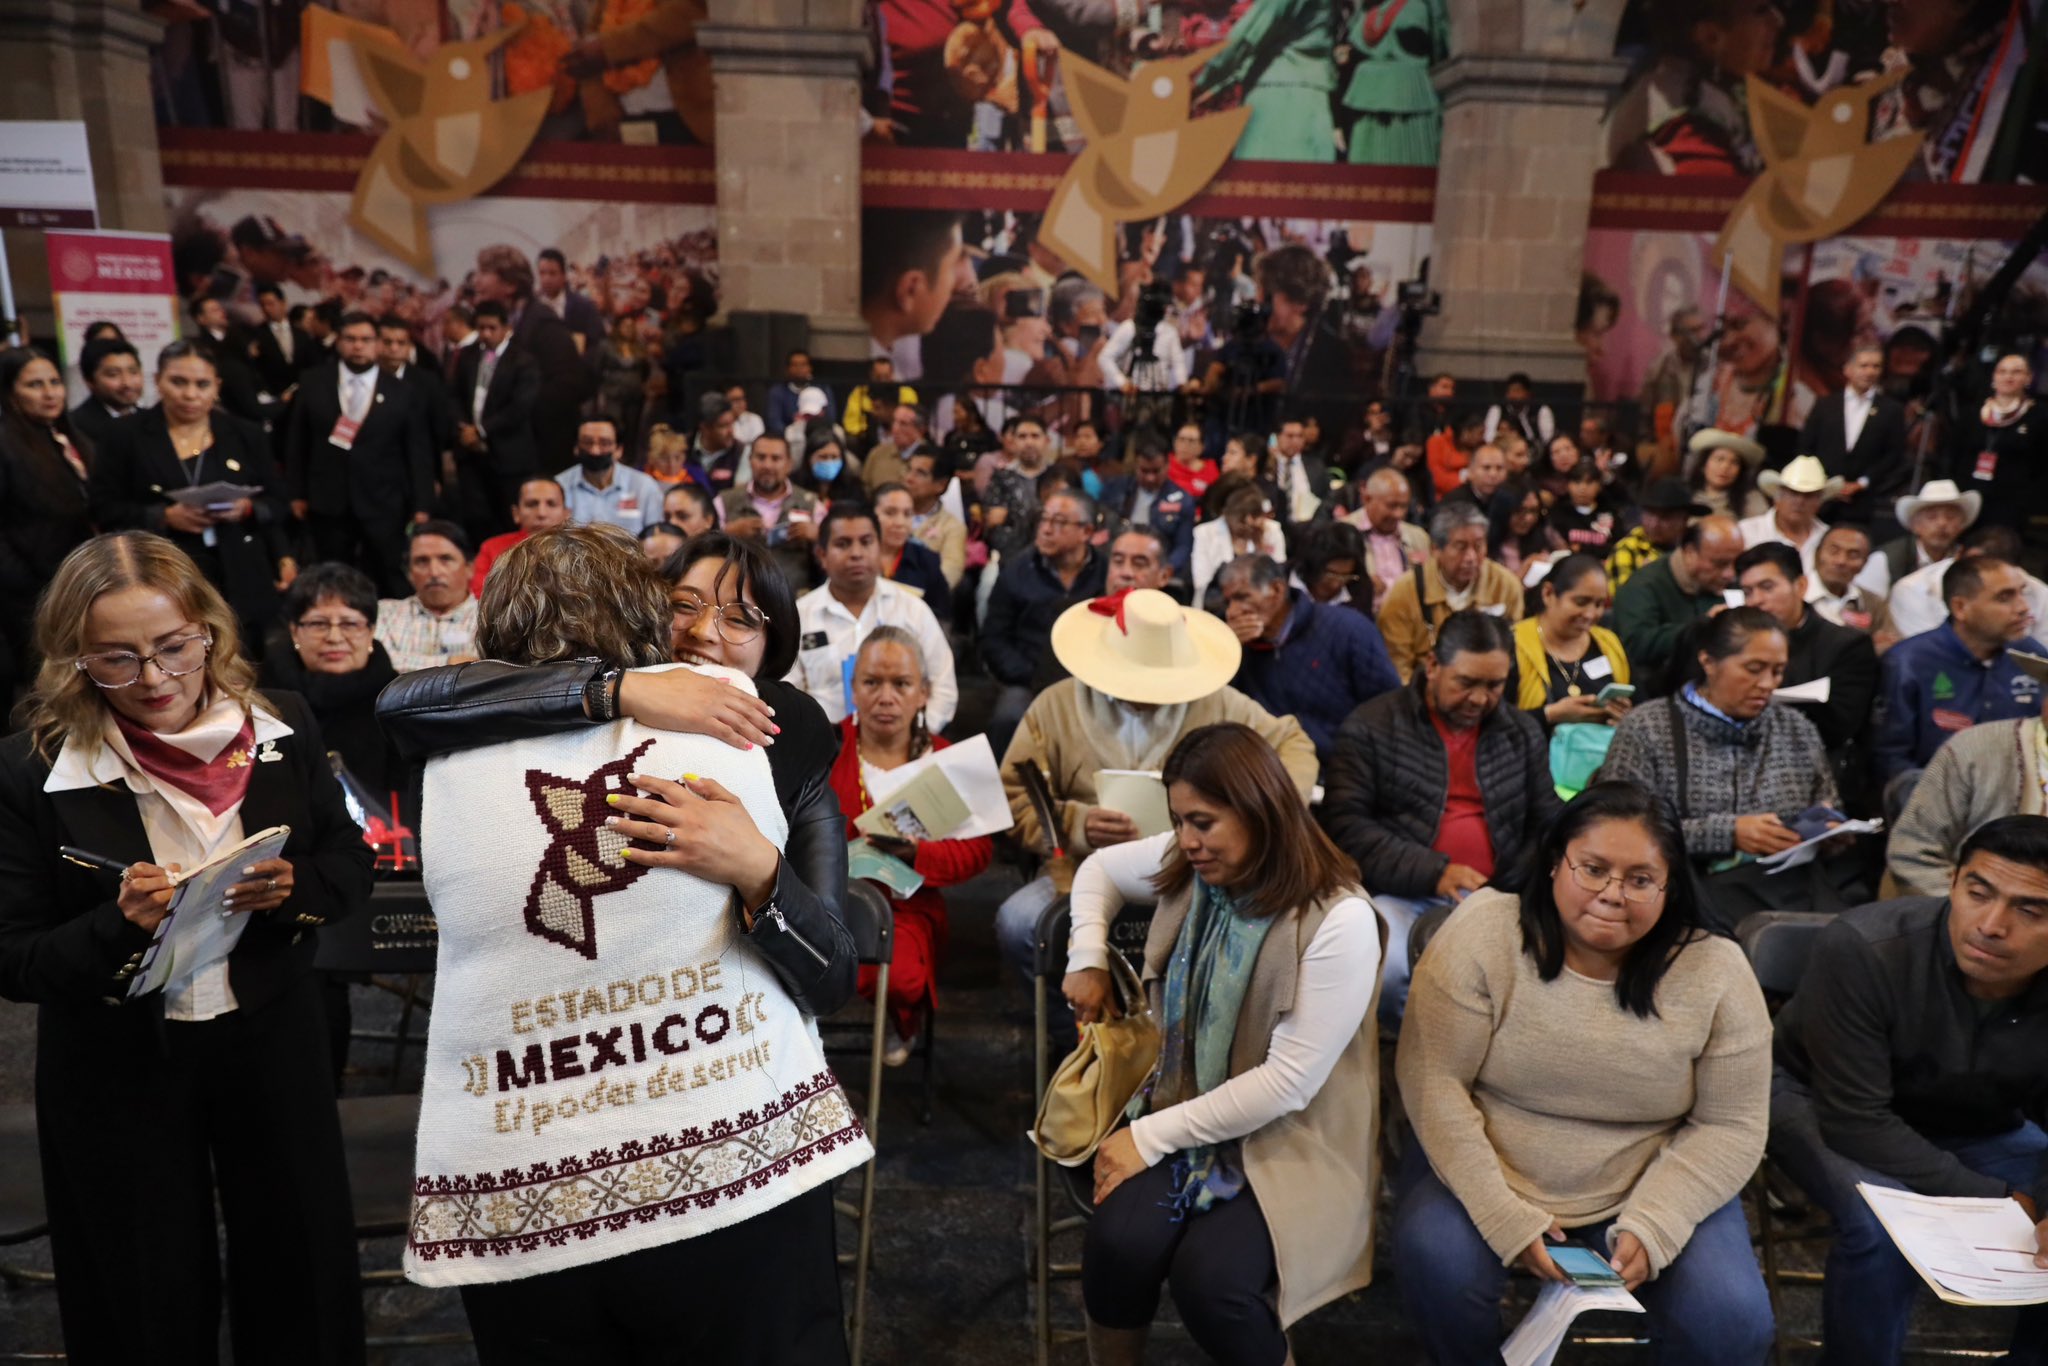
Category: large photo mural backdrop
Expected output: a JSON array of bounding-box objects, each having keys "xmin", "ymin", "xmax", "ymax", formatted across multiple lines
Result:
[
  {"xmin": 153, "ymin": 0, "xmax": 713, "ymax": 146},
  {"xmin": 866, "ymin": 0, "xmax": 1448, "ymax": 164}
]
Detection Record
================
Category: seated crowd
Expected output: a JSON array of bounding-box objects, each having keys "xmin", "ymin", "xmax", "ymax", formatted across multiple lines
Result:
[{"xmin": 0, "ymin": 310, "xmax": 2045, "ymax": 1366}]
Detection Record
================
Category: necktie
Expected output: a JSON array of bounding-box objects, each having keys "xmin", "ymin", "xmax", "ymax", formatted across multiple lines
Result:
[
  {"xmin": 348, "ymin": 374, "xmax": 367, "ymax": 418},
  {"xmin": 276, "ymin": 321, "xmax": 291, "ymax": 362}
]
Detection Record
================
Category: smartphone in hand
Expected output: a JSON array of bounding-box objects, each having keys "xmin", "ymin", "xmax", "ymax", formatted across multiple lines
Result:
[{"xmin": 1548, "ymin": 1244, "xmax": 1625, "ymax": 1287}]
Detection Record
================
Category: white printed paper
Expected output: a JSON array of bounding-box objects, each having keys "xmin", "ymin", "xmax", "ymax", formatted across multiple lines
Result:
[
  {"xmin": 861, "ymin": 734, "xmax": 1013, "ymax": 840},
  {"xmin": 1858, "ymin": 1184, "xmax": 2048, "ymax": 1306},
  {"xmin": 1503, "ymin": 1281, "xmax": 1646, "ymax": 1366}
]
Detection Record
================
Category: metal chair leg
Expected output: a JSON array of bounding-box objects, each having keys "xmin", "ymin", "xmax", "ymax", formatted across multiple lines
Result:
[
  {"xmin": 389, "ymin": 973, "xmax": 421, "ymax": 1084},
  {"xmin": 1753, "ymin": 1167, "xmax": 1786, "ymax": 1366},
  {"xmin": 849, "ymin": 960, "xmax": 889, "ymax": 1366},
  {"xmin": 1034, "ymin": 974, "xmax": 1050, "ymax": 1366},
  {"xmin": 918, "ymin": 990, "xmax": 937, "ymax": 1127}
]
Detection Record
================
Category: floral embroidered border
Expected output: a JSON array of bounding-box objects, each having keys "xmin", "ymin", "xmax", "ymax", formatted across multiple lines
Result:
[{"xmin": 408, "ymin": 1072, "xmax": 865, "ymax": 1260}]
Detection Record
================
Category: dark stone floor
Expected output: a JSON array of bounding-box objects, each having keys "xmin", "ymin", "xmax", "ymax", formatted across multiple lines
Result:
[{"xmin": 0, "ymin": 857, "xmax": 2019, "ymax": 1364}]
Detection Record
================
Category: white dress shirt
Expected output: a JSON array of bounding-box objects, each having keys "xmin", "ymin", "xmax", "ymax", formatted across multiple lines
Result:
[
  {"xmin": 1852, "ymin": 540, "xmax": 1940, "ymax": 599},
  {"xmin": 1066, "ymin": 832, "xmax": 1381, "ymax": 1169},
  {"xmin": 43, "ymin": 698, "xmax": 298, "ymax": 1021},
  {"xmin": 786, "ymin": 578, "xmax": 958, "ymax": 730},
  {"xmin": 1100, "ymin": 320, "xmax": 1190, "ymax": 391},
  {"xmin": 1842, "ymin": 384, "xmax": 1875, "ymax": 455},
  {"xmin": 1887, "ymin": 559, "xmax": 2048, "ymax": 639},
  {"xmin": 472, "ymin": 338, "xmax": 509, "ymax": 425},
  {"xmin": 1737, "ymin": 509, "xmax": 1830, "ymax": 577},
  {"xmin": 270, "ymin": 318, "xmax": 294, "ymax": 363}
]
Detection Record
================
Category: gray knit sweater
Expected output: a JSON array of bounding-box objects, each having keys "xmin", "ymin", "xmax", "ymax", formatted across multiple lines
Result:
[
  {"xmin": 1599, "ymin": 693, "xmax": 1837, "ymax": 857},
  {"xmin": 1888, "ymin": 718, "xmax": 2044, "ymax": 896}
]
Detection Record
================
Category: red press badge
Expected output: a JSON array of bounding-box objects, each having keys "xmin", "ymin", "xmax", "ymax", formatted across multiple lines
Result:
[
  {"xmin": 1932, "ymin": 708, "xmax": 1974, "ymax": 733},
  {"xmin": 1973, "ymin": 450, "xmax": 1998, "ymax": 481},
  {"xmin": 329, "ymin": 414, "xmax": 362, "ymax": 450},
  {"xmin": 618, "ymin": 496, "xmax": 640, "ymax": 515}
]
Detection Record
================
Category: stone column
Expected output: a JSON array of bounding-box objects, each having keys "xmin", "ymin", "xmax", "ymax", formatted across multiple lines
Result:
[
  {"xmin": 700, "ymin": 0, "xmax": 869, "ymax": 361},
  {"xmin": 1416, "ymin": 1, "xmax": 1627, "ymax": 383},
  {"xmin": 0, "ymin": 0, "xmax": 168, "ymax": 336}
]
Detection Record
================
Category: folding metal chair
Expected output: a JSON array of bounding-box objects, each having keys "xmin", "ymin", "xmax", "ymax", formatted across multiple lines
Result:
[
  {"xmin": 1738, "ymin": 911, "xmax": 1839, "ymax": 1366},
  {"xmin": 1029, "ymin": 895, "xmax": 1154, "ymax": 1366},
  {"xmin": 823, "ymin": 879, "xmax": 893, "ymax": 1366},
  {"xmin": 313, "ymin": 879, "xmax": 440, "ymax": 1082},
  {"xmin": 0, "ymin": 1101, "xmax": 56, "ymax": 1362}
]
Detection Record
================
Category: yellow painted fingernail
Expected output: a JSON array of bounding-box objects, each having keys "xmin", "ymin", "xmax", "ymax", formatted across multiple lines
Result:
[
  {"xmin": 683, "ymin": 773, "xmax": 700, "ymax": 782},
  {"xmin": 606, "ymin": 794, "xmax": 619, "ymax": 805}
]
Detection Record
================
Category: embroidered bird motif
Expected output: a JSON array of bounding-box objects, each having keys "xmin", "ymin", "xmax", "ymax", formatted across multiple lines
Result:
[
  {"xmin": 1040, "ymin": 47, "xmax": 1250, "ymax": 291},
  {"xmin": 520, "ymin": 739, "xmax": 657, "ymax": 960},
  {"xmin": 1714, "ymin": 71, "xmax": 1925, "ymax": 316},
  {"xmin": 347, "ymin": 27, "xmax": 554, "ymax": 274}
]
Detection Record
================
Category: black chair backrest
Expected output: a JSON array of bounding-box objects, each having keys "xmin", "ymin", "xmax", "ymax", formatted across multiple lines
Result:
[
  {"xmin": 1408, "ymin": 902, "xmax": 1454, "ymax": 973},
  {"xmin": 842, "ymin": 880, "xmax": 896, "ymax": 965},
  {"xmin": 313, "ymin": 880, "xmax": 440, "ymax": 975},
  {"xmin": 1032, "ymin": 896, "xmax": 1071, "ymax": 979},
  {"xmin": 1738, "ymin": 911, "xmax": 1836, "ymax": 998}
]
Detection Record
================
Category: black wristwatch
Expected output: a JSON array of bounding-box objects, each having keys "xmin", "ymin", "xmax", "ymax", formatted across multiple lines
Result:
[{"xmin": 583, "ymin": 665, "xmax": 624, "ymax": 722}]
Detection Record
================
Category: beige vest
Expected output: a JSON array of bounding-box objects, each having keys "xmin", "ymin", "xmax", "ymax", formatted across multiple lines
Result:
[{"xmin": 1139, "ymin": 883, "xmax": 1385, "ymax": 1327}]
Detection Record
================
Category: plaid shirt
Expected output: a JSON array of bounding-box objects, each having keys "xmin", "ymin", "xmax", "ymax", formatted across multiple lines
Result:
[
  {"xmin": 374, "ymin": 595, "xmax": 479, "ymax": 673},
  {"xmin": 1605, "ymin": 527, "xmax": 1665, "ymax": 595}
]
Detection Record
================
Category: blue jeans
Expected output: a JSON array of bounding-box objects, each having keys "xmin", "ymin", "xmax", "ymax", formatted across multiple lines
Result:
[
  {"xmin": 996, "ymin": 874, "xmax": 1062, "ymax": 984},
  {"xmin": 1391, "ymin": 1147, "xmax": 1774, "ymax": 1366},
  {"xmin": 1768, "ymin": 1068, "xmax": 2048, "ymax": 1366},
  {"xmin": 1370, "ymin": 894, "xmax": 1449, "ymax": 1030}
]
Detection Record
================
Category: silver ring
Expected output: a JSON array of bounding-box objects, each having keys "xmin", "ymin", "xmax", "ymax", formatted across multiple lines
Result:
[
  {"xmin": 664, "ymin": 829, "xmax": 677, "ymax": 848},
  {"xmin": 266, "ymin": 878, "xmax": 278, "ymax": 893}
]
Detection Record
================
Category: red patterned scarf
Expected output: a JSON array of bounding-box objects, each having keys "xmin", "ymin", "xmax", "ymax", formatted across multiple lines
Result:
[{"xmin": 112, "ymin": 712, "xmax": 256, "ymax": 816}]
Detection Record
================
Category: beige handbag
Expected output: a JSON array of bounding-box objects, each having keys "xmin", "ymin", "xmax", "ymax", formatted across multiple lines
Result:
[{"xmin": 1031, "ymin": 950, "xmax": 1161, "ymax": 1167}]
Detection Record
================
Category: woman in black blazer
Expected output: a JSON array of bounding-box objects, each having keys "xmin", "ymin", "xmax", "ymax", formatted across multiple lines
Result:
[
  {"xmin": 0, "ymin": 531, "xmax": 372, "ymax": 1365},
  {"xmin": 88, "ymin": 340, "xmax": 298, "ymax": 649},
  {"xmin": 0, "ymin": 348, "xmax": 97, "ymax": 699}
]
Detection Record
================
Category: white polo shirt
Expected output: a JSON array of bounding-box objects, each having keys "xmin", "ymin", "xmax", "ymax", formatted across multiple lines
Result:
[{"xmin": 786, "ymin": 578, "xmax": 958, "ymax": 731}]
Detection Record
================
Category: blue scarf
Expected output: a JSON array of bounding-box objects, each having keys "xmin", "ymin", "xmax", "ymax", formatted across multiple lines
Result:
[{"xmin": 1129, "ymin": 873, "xmax": 1277, "ymax": 1216}]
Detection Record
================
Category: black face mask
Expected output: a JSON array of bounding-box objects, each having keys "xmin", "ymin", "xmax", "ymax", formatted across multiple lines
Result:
[{"xmin": 579, "ymin": 453, "xmax": 614, "ymax": 476}]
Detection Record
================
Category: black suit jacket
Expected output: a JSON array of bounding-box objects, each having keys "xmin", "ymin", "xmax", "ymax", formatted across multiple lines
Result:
[
  {"xmin": 200, "ymin": 327, "xmax": 266, "ymax": 422},
  {"xmin": 283, "ymin": 360, "xmax": 434, "ymax": 522},
  {"xmin": 397, "ymin": 362, "xmax": 458, "ymax": 461},
  {"xmin": 1801, "ymin": 388, "xmax": 1909, "ymax": 503},
  {"xmin": 66, "ymin": 399, "xmax": 129, "ymax": 458},
  {"xmin": 0, "ymin": 690, "xmax": 374, "ymax": 1013},
  {"xmin": 1784, "ymin": 606, "xmax": 1880, "ymax": 811},
  {"xmin": 453, "ymin": 341, "xmax": 541, "ymax": 478},
  {"xmin": 514, "ymin": 302, "xmax": 594, "ymax": 470},
  {"xmin": 249, "ymin": 321, "xmax": 316, "ymax": 395},
  {"xmin": 89, "ymin": 408, "xmax": 293, "ymax": 624}
]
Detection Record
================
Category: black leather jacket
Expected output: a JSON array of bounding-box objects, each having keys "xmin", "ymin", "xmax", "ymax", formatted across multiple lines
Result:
[{"xmin": 375, "ymin": 662, "xmax": 855, "ymax": 1017}]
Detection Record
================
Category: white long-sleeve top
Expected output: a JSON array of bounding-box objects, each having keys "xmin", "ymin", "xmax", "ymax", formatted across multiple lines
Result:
[{"xmin": 1065, "ymin": 832, "xmax": 1381, "ymax": 1168}]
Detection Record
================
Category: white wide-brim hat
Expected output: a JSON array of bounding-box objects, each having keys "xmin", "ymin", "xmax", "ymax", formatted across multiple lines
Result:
[
  {"xmin": 1687, "ymin": 427, "xmax": 1767, "ymax": 466},
  {"xmin": 1050, "ymin": 588, "xmax": 1242, "ymax": 706},
  {"xmin": 1894, "ymin": 478, "xmax": 1982, "ymax": 531},
  {"xmin": 1757, "ymin": 454, "xmax": 1845, "ymax": 501}
]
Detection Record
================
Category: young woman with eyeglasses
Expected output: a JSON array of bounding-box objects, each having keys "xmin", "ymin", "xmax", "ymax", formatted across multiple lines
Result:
[
  {"xmin": 374, "ymin": 530, "xmax": 856, "ymax": 1023},
  {"xmin": 1392, "ymin": 781, "xmax": 1774, "ymax": 1366},
  {"xmin": 0, "ymin": 531, "xmax": 373, "ymax": 1362}
]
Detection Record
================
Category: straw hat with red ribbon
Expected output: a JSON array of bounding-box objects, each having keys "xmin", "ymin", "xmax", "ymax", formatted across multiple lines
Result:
[{"xmin": 1049, "ymin": 588, "xmax": 1243, "ymax": 706}]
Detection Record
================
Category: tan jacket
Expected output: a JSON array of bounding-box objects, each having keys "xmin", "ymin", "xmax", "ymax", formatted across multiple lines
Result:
[
  {"xmin": 862, "ymin": 442, "xmax": 911, "ymax": 494},
  {"xmin": 1001, "ymin": 679, "xmax": 1317, "ymax": 892},
  {"xmin": 1376, "ymin": 557, "xmax": 1525, "ymax": 682},
  {"xmin": 1138, "ymin": 883, "xmax": 1384, "ymax": 1326},
  {"xmin": 914, "ymin": 505, "xmax": 968, "ymax": 587}
]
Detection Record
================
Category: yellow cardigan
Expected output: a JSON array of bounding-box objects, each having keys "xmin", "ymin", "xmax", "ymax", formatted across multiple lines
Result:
[{"xmin": 1513, "ymin": 617, "xmax": 1631, "ymax": 713}]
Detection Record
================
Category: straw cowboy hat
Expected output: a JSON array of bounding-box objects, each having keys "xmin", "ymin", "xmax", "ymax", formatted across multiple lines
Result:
[
  {"xmin": 1894, "ymin": 478, "xmax": 1982, "ymax": 531},
  {"xmin": 1686, "ymin": 427, "xmax": 1767, "ymax": 467},
  {"xmin": 1757, "ymin": 454, "xmax": 1845, "ymax": 501},
  {"xmin": 1050, "ymin": 588, "xmax": 1242, "ymax": 706}
]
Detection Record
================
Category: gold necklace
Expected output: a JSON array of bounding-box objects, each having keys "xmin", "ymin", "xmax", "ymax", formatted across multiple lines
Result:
[{"xmin": 169, "ymin": 422, "xmax": 212, "ymax": 460}]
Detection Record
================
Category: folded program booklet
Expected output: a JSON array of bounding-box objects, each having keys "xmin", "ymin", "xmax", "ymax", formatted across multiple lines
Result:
[
  {"xmin": 129, "ymin": 825, "xmax": 291, "ymax": 998},
  {"xmin": 1095, "ymin": 770, "xmax": 1172, "ymax": 839}
]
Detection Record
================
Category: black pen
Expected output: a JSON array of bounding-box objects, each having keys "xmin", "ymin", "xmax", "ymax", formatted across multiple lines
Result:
[{"xmin": 59, "ymin": 846, "xmax": 132, "ymax": 875}]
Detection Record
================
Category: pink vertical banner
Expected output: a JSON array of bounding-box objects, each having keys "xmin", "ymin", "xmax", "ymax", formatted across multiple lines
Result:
[{"xmin": 44, "ymin": 230, "xmax": 180, "ymax": 406}]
